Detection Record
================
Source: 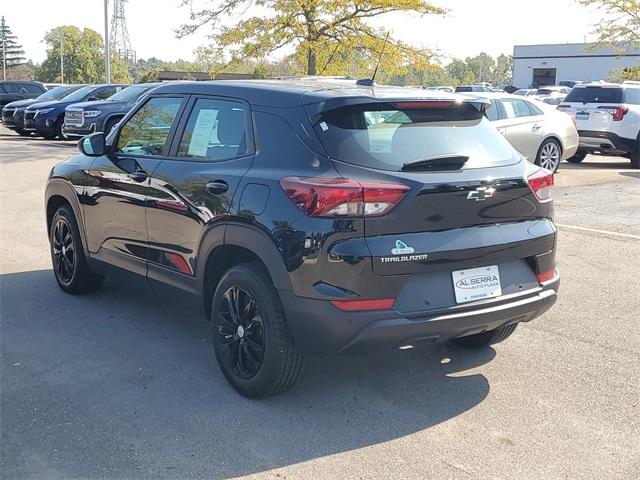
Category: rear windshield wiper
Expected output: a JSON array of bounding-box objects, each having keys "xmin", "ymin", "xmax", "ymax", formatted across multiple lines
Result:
[{"xmin": 401, "ymin": 155, "xmax": 469, "ymax": 171}]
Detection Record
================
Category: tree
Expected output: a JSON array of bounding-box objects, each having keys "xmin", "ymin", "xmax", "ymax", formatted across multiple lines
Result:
[
  {"xmin": 494, "ymin": 54, "xmax": 513, "ymax": 85},
  {"xmin": 35, "ymin": 26, "xmax": 129, "ymax": 84},
  {"xmin": 446, "ymin": 59, "xmax": 476, "ymax": 85},
  {"xmin": 177, "ymin": 0, "xmax": 444, "ymax": 76},
  {"xmin": 465, "ymin": 52, "xmax": 496, "ymax": 84},
  {"xmin": 579, "ymin": 0, "xmax": 640, "ymax": 53},
  {"xmin": 1, "ymin": 16, "xmax": 27, "ymax": 72}
]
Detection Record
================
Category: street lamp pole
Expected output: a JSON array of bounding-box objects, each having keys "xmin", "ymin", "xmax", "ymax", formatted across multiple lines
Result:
[
  {"xmin": 2, "ymin": 35, "xmax": 6, "ymax": 81},
  {"xmin": 104, "ymin": 0, "xmax": 111, "ymax": 84}
]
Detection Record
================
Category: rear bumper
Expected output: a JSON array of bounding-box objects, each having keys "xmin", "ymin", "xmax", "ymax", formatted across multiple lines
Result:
[
  {"xmin": 578, "ymin": 130, "xmax": 637, "ymax": 154},
  {"xmin": 281, "ymin": 277, "xmax": 559, "ymax": 355}
]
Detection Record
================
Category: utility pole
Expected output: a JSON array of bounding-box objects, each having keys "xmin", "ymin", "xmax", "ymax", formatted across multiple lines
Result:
[
  {"xmin": 104, "ymin": 0, "xmax": 111, "ymax": 84},
  {"xmin": 2, "ymin": 35, "xmax": 6, "ymax": 81},
  {"xmin": 59, "ymin": 33, "xmax": 64, "ymax": 83}
]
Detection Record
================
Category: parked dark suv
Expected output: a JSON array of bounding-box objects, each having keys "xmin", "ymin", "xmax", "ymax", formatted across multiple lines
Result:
[
  {"xmin": 45, "ymin": 80, "xmax": 559, "ymax": 397},
  {"xmin": 0, "ymin": 80, "xmax": 46, "ymax": 107},
  {"xmin": 2, "ymin": 85, "xmax": 85, "ymax": 135},
  {"xmin": 23, "ymin": 84, "xmax": 127, "ymax": 139},
  {"xmin": 64, "ymin": 83, "xmax": 161, "ymax": 138}
]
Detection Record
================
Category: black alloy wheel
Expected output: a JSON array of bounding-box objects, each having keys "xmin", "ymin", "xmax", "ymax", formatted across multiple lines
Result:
[
  {"xmin": 217, "ymin": 285, "xmax": 266, "ymax": 379},
  {"xmin": 52, "ymin": 217, "xmax": 75, "ymax": 285}
]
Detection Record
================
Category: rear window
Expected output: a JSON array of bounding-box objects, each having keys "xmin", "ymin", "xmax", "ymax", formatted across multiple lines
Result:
[
  {"xmin": 313, "ymin": 102, "xmax": 519, "ymax": 171},
  {"xmin": 565, "ymin": 86, "xmax": 623, "ymax": 103}
]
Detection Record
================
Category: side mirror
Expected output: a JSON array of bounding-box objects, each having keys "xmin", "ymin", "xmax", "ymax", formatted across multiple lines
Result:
[{"xmin": 78, "ymin": 132, "xmax": 107, "ymax": 157}]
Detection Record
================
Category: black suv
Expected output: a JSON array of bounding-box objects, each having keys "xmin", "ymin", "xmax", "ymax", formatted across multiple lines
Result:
[
  {"xmin": 64, "ymin": 83, "xmax": 161, "ymax": 138},
  {"xmin": 0, "ymin": 80, "xmax": 46, "ymax": 107},
  {"xmin": 45, "ymin": 80, "xmax": 559, "ymax": 397}
]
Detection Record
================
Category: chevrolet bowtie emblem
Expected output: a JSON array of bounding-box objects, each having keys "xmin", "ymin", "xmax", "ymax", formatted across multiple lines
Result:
[{"xmin": 467, "ymin": 187, "xmax": 496, "ymax": 202}]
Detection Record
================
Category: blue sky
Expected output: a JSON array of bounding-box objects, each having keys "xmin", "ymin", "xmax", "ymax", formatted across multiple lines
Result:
[{"xmin": 3, "ymin": 0, "xmax": 601, "ymax": 64}]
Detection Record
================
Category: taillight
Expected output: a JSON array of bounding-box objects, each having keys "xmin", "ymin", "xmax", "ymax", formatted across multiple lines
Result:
[
  {"xmin": 536, "ymin": 268, "xmax": 557, "ymax": 283},
  {"xmin": 330, "ymin": 298, "xmax": 395, "ymax": 311},
  {"xmin": 527, "ymin": 168, "xmax": 554, "ymax": 203},
  {"xmin": 280, "ymin": 177, "xmax": 409, "ymax": 218},
  {"xmin": 598, "ymin": 105, "xmax": 628, "ymax": 121}
]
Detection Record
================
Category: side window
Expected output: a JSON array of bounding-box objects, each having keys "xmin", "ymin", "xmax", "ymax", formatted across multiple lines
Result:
[
  {"xmin": 95, "ymin": 87, "xmax": 116, "ymax": 100},
  {"xmin": 23, "ymin": 84, "xmax": 44, "ymax": 94},
  {"xmin": 485, "ymin": 100, "xmax": 500, "ymax": 121},
  {"xmin": 176, "ymin": 98, "xmax": 249, "ymax": 161},
  {"xmin": 502, "ymin": 99, "xmax": 532, "ymax": 119},
  {"xmin": 2, "ymin": 83, "xmax": 21, "ymax": 93},
  {"xmin": 624, "ymin": 88, "xmax": 640, "ymax": 105},
  {"xmin": 116, "ymin": 97, "xmax": 183, "ymax": 156},
  {"xmin": 524, "ymin": 101, "xmax": 544, "ymax": 116}
]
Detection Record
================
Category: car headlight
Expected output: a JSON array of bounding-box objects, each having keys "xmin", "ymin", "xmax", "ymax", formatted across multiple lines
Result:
[
  {"xmin": 36, "ymin": 108, "xmax": 54, "ymax": 115},
  {"xmin": 83, "ymin": 110, "xmax": 102, "ymax": 117}
]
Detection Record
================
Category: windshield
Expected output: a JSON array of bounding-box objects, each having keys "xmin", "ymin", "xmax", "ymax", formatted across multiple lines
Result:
[
  {"xmin": 60, "ymin": 85, "xmax": 97, "ymax": 103},
  {"xmin": 565, "ymin": 86, "xmax": 623, "ymax": 103},
  {"xmin": 36, "ymin": 85, "xmax": 82, "ymax": 101},
  {"xmin": 107, "ymin": 85, "xmax": 152, "ymax": 102},
  {"xmin": 313, "ymin": 102, "xmax": 519, "ymax": 171}
]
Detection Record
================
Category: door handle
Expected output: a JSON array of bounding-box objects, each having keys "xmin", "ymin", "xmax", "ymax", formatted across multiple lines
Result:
[
  {"xmin": 206, "ymin": 180, "xmax": 229, "ymax": 195},
  {"xmin": 532, "ymin": 123, "xmax": 542, "ymax": 130},
  {"xmin": 129, "ymin": 170, "xmax": 148, "ymax": 183}
]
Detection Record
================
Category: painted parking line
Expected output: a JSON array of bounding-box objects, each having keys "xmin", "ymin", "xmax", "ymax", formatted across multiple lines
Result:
[{"xmin": 556, "ymin": 223, "xmax": 640, "ymax": 240}]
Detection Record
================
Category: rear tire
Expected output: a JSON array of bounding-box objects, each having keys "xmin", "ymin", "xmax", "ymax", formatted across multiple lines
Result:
[
  {"xmin": 566, "ymin": 150, "xmax": 587, "ymax": 164},
  {"xmin": 210, "ymin": 262, "xmax": 304, "ymax": 398},
  {"xmin": 49, "ymin": 205, "xmax": 104, "ymax": 294},
  {"xmin": 535, "ymin": 138, "xmax": 562, "ymax": 173},
  {"xmin": 450, "ymin": 323, "xmax": 518, "ymax": 348}
]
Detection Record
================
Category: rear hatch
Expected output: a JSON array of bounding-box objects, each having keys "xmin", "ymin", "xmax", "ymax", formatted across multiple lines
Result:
[
  {"xmin": 558, "ymin": 85, "xmax": 624, "ymax": 132},
  {"xmin": 308, "ymin": 99, "xmax": 555, "ymax": 276}
]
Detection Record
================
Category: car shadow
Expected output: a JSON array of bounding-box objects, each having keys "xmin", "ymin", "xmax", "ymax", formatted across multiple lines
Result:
[
  {"xmin": 560, "ymin": 159, "xmax": 631, "ymax": 170},
  {"xmin": 1, "ymin": 269, "xmax": 495, "ymax": 479}
]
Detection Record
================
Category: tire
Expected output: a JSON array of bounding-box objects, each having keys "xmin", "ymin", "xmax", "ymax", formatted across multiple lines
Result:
[
  {"xmin": 56, "ymin": 119, "xmax": 72, "ymax": 141},
  {"xmin": 49, "ymin": 205, "xmax": 104, "ymax": 294},
  {"xmin": 566, "ymin": 150, "xmax": 587, "ymax": 164},
  {"xmin": 630, "ymin": 134, "xmax": 640, "ymax": 169},
  {"xmin": 210, "ymin": 262, "xmax": 304, "ymax": 398},
  {"xmin": 535, "ymin": 138, "xmax": 562, "ymax": 173},
  {"xmin": 104, "ymin": 117, "xmax": 120, "ymax": 135},
  {"xmin": 16, "ymin": 129, "xmax": 31, "ymax": 137},
  {"xmin": 450, "ymin": 323, "xmax": 518, "ymax": 349}
]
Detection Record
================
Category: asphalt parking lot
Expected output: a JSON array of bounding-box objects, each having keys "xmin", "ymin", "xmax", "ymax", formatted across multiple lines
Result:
[{"xmin": 1, "ymin": 125, "xmax": 639, "ymax": 480}]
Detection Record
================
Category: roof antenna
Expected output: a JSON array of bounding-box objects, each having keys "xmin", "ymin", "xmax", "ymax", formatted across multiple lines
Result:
[{"xmin": 356, "ymin": 32, "xmax": 390, "ymax": 87}]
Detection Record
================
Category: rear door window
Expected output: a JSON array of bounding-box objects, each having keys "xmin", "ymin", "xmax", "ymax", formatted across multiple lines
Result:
[
  {"xmin": 313, "ymin": 102, "xmax": 518, "ymax": 171},
  {"xmin": 564, "ymin": 86, "xmax": 623, "ymax": 103},
  {"xmin": 176, "ymin": 98, "xmax": 250, "ymax": 161},
  {"xmin": 485, "ymin": 100, "xmax": 501, "ymax": 121},
  {"xmin": 22, "ymin": 83, "xmax": 44, "ymax": 94}
]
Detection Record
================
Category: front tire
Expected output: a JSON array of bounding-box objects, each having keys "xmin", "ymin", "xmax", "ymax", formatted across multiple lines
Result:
[
  {"xmin": 56, "ymin": 119, "xmax": 71, "ymax": 141},
  {"xmin": 210, "ymin": 262, "xmax": 304, "ymax": 398},
  {"xmin": 450, "ymin": 323, "xmax": 518, "ymax": 348},
  {"xmin": 16, "ymin": 128, "xmax": 31, "ymax": 137},
  {"xmin": 535, "ymin": 138, "xmax": 562, "ymax": 173},
  {"xmin": 49, "ymin": 205, "xmax": 104, "ymax": 294}
]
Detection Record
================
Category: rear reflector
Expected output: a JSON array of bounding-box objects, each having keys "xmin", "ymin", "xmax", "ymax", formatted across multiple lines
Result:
[
  {"xmin": 527, "ymin": 168, "xmax": 554, "ymax": 203},
  {"xmin": 536, "ymin": 268, "xmax": 557, "ymax": 283},
  {"xmin": 330, "ymin": 298, "xmax": 395, "ymax": 311},
  {"xmin": 280, "ymin": 177, "xmax": 409, "ymax": 218}
]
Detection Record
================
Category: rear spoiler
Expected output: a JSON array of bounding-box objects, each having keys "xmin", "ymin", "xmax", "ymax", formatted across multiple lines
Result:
[{"xmin": 304, "ymin": 95, "xmax": 491, "ymax": 124}]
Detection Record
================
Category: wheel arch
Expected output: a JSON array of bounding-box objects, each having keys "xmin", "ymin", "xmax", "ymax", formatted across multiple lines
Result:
[
  {"xmin": 45, "ymin": 179, "xmax": 89, "ymax": 257},
  {"xmin": 197, "ymin": 223, "xmax": 294, "ymax": 317}
]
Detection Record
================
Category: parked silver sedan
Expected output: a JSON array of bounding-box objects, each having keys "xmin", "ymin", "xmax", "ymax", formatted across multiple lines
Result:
[{"xmin": 468, "ymin": 92, "xmax": 579, "ymax": 172}]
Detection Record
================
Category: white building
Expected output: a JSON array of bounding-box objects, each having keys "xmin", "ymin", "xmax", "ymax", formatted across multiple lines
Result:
[{"xmin": 513, "ymin": 43, "xmax": 640, "ymax": 88}]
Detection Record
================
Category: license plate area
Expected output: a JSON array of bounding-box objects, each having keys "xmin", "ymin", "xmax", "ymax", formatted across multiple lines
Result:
[
  {"xmin": 576, "ymin": 111, "xmax": 590, "ymax": 120},
  {"xmin": 452, "ymin": 265, "xmax": 502, "ymax": 304}
]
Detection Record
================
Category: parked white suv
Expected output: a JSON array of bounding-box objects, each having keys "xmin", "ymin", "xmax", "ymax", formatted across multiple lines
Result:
[{"xmin": 558, "ymin": 82, "xmax": 640, "ymax": 168}]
